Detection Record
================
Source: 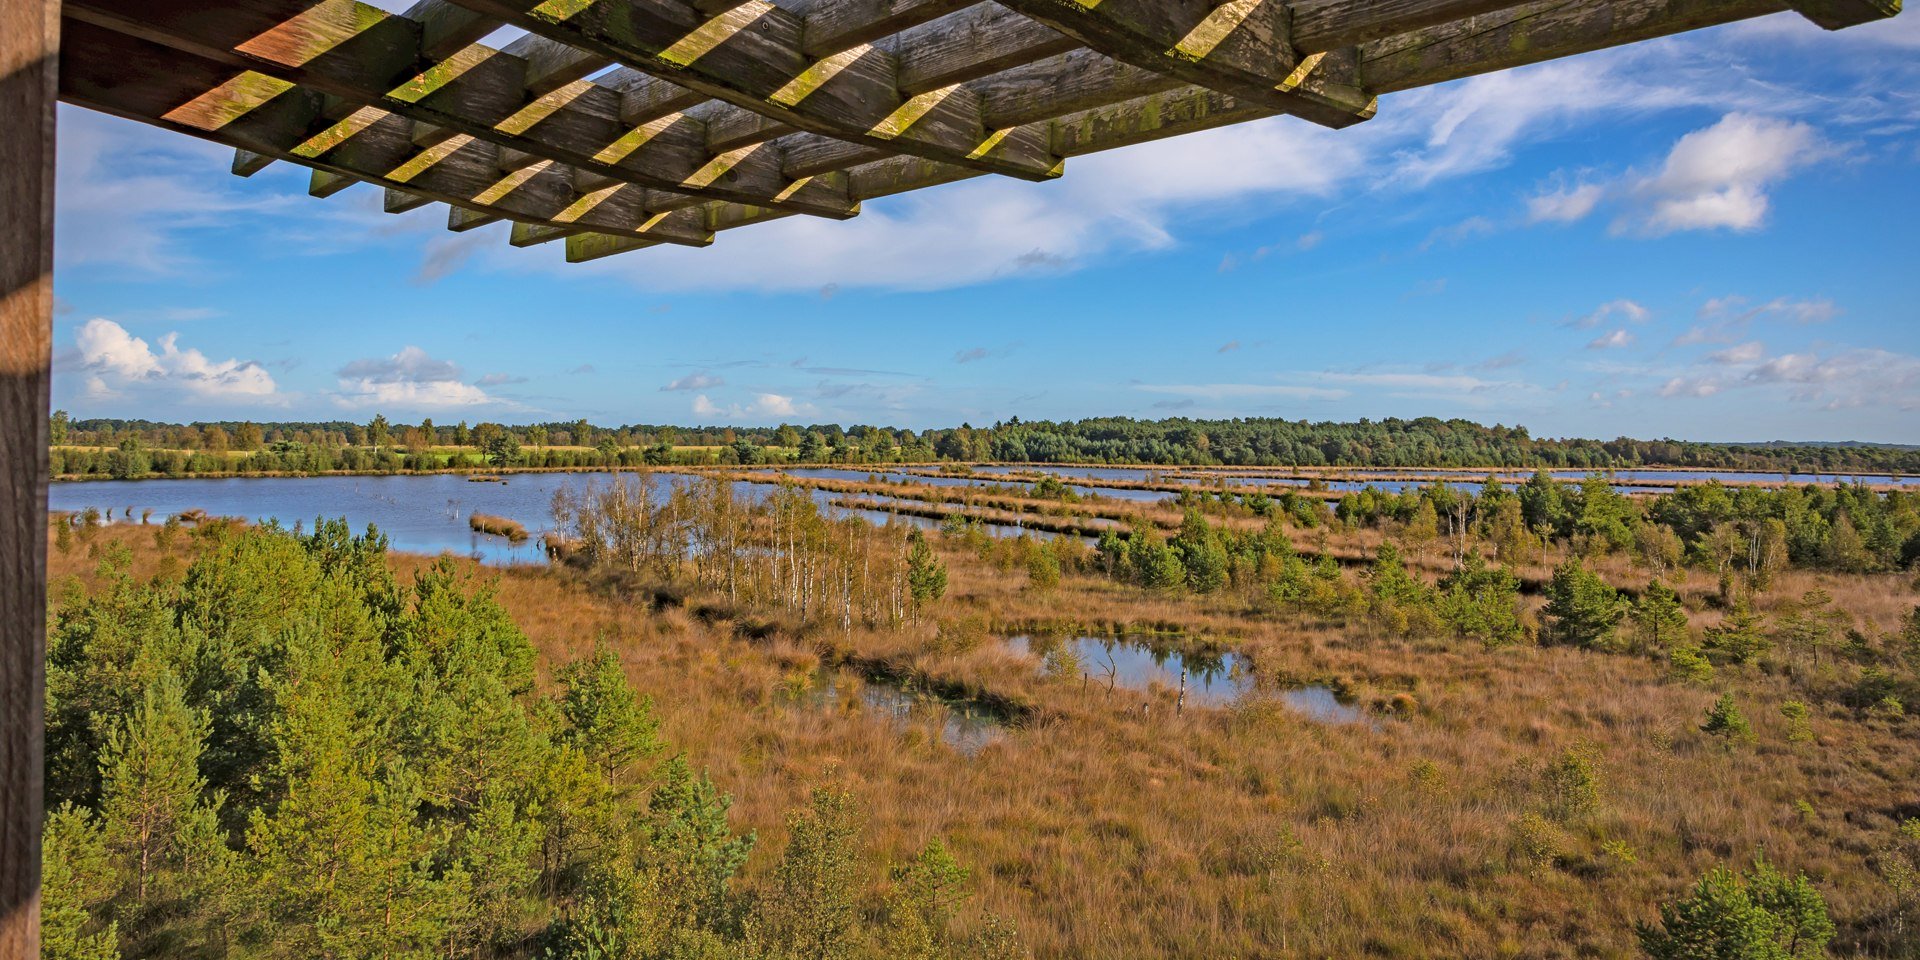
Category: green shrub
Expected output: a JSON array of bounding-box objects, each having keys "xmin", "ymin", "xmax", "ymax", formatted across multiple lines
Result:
[
  {"xmin": 1702, "ymin": 694, "xmax": 1755, "ymax": 744},
  {"xmin": 1638, "ymin": 860, "xmax": 1833, "ymax": 960},
  {"xmin": 1669, "ymin": 646, "xmax": 1715, "ymax": 686},
  {"xmin": 1780, "ymin": 701, "xmax": 1814, "ymax": 744}
]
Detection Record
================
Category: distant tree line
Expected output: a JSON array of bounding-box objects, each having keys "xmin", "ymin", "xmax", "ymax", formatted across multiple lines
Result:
[{"xmin": 46, "ymin": 410, "xmax": 1920, "ymax": 480}]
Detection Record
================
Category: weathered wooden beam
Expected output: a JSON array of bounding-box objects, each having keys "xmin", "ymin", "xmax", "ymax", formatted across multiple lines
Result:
[
  {"xmin": 888, "ymin": 3, "xmax": 1078, "ymax": 93},
  {"xmin": 800, "ymin": 0, "xmax": 976, "ymax": 55},
  {"xmin": 774, "ymin": 47, "xmax": 1187, "ymax": 178},
  {"xmin": 56, "ymin": 19, "xmax": 713, "ymax": 245},
  {"xmin": 63, "ymin": 0, "xmax": 859, "ymax": 218},
  {"xmin": 1287, "ymin": 0, "xmax": 1538, "ymax": 49},
  {"xmin": 308, "ymin": 167, "xmax": 359, "ymax": 196},
  {"xmin": 595, "ymin": 0, "xmax": 1065, "ymax": 163},
  {"xmin": 443, "ymin": 0, "xmax": 1066, "ymax": 180},
  {"xmin": 501, "ymin": 32, "xmax": 612, "ymax": 94},
  {"xmin": 384, "ymin": 187, "xmax": 437, "ymax": 211},
  {"xmin": 448, "ymin": 205, "xmax": 502, "ymax": 230},
  {"xmin": 1360, "ymin": 0, "xmax": 1792, "ymax": 94},
  {"xmin": 989, "ymin": 0, "xmax": 1374, "ymax": 128},
  {"xmin": 604, "ymin": 0, "xmax": 1011, "ymax": 155},
  {"xmin": 232, "ymin": 147, "xmax": 277, "ymax": 175},
  {"xmin": 0, "ymin": 0, "xmax": 56, "ymax": 955},
  {"xmin": 510, "ymin": 221, "xmax": 594, "ymax": 245},
  {"xmin": 404, "ymin": 0, "xmax": 499, "ymax": 58},
  {"xmin": 1784, "ymin": 0, "xmax": 1900, "ymax": 28},
  {"xmin": 574, "ymin": 0, "xmax": 1856, "ymax": 262}
]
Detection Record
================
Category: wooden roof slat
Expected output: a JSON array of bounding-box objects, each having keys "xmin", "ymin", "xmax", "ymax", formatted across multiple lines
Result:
[
  {"xmin": 384, "ymin": 187, "xmax": 438, "ymax": 211},
  {"xmin": 1361, "ymin": 0, "xmax": 1794, "ymax": 94},
  {"xmin": 616, "ymin": 0, "xmax": 1075, "ymax": 163},
  {"xmin": 231, "ymin": 148, "xmax": 277, "ymax": 176},
  {"xmin": 510, "ymin": 222, "xmax": 591, "ymax": 245},
  {"xmin": 307, "ymin": 168, "xmax": 360, "ymax": 196},
  {"xmin": 64, "ymin": 0, "xmax": 861, "ymax": 218},
  {"xmin": 800, "ymin": 0, "xmax": 977, "ymax": 55},
  {"xmin": 988, "ymin": 0, "xmax": 1374, "ymax": 128},
  {"xmin": 565, "ymin": 0, "xmax": 1899, "ymax": 262},
  {"xmin": 501, "ymin": 33, "xmax": 614, "ymax": 95},
  {"xmin": 51, "ymin": 0, "xmax": 1898, "ymax": 264},
  {"xmin": 1787, "ymin": 0, "xmax": 1901, "ymax": 28},
  {"xmin": 404, "ymin": 0, "xmax": 499, "ymax": 59},
  {"xmin": 56, "ymin": 18, "xmax": 716, "ymax": 246},
  {"xmin": 1288, "ymin": 0, "xmax": 1541, "ymax": 49},
  {"xmin": 775, "ymin": 0, "xmax": 1875, "ymax": 221},
  {"xmin": 888, "ymin": 4, "xmax": 1078, "ymax": 94},
  {"xmin": 447, "ymin": 205, "xmax": 503, "ymax": 230},
  {"xmin": 444, "ymin": 0, "xmax": 1068, "ymax": 180}
]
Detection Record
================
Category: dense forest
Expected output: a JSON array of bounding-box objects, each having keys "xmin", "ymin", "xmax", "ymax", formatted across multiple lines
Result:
[
  {"xmin": 47, "ymin": 412, "xmax": 1920, "ymax": 480},
  {"xmin": 43, "ymin": 520, "xmax": 1019, "ymax": 960}
]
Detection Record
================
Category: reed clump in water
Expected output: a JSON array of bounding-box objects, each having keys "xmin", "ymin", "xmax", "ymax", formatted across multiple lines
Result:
[{"xmin": 469, "ymin": 512, "xmax": 529, "ymax": 542}]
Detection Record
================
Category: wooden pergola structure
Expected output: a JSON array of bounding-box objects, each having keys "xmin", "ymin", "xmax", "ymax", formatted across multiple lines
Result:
[{"xmin": 0, "ymin": 0, "xmax": 1900, "ymax": 951}]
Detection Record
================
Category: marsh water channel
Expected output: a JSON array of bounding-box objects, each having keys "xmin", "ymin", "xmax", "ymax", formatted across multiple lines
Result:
[
  {"xmin": 804, "ymin": 632, "xmax": 1369, "ymax": 753},
  {"xmin": 54, "ymin": 463, "xmax": 1893, "ymax": 566},
  {"xmin": 52, "ymin": 467, "xmax": 1376, "ymax": 745},
  {"xmin": 49, "ymin": 470, "xmax": 1096, "ymax": 565},
  {"xmin": 1008, "ymin": 633, "xmax": 1369, "ymax": 724}
]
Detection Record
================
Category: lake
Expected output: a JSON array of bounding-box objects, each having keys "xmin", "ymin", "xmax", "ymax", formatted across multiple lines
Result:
[{"xmin": 49, "ymin": 471, "xmax": 1067, "ymax": 564}]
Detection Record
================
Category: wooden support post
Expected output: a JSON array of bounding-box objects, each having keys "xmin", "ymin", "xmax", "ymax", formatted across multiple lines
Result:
[{"xmin": 0, "ymin": 0, "xmax": 57, "ymax": 955}]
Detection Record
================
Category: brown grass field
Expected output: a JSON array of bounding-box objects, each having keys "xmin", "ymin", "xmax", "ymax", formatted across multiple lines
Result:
[{"xmin": 48, "ymin": 502, "xmax": 1920, "ymax": 959}]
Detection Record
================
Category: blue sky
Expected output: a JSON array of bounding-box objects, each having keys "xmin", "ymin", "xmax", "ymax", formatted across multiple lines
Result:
[{"xmin": 49, "ymin": 10, "xmax": 1920, "ymax": 442}]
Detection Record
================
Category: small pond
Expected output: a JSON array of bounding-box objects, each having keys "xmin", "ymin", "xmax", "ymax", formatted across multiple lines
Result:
[
  {"xmin": 797, "ymin": 668, "xmax": 1004, "ymax": 755},
  {"xmin": 1007, "ymin": 633, "xmax": 1250, "ymax": 707}
]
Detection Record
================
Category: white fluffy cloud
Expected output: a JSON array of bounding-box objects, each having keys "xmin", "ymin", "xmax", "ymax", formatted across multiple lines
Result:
[
  {"xmin": 1523, "ymin": 113, "xmax": 1831, "ymax": 238},
  {"xmin": 1658, "ymin": 343, "xmax": 1920, "ymax": 411},
  {"xmin": 690, "ymin": 392, "xmax": 811, "ymax": 422},
  {"xmin": 1676, "ymin": 295, "xmax": 1841, "ymax": 344},
  {"xmin": 1138, "ymin": 369, "xmax": 1538, "ymax": 408},
  {"xmin": 332, "ymin": 346, "xmax": 496, "ymax": 409},
  {"xmin": 663, "ymin": 372, "xmax": 726, "ymax": 392},
  {"xmin": 71, "ymin": 318, "xmax": 278, "ymax": 401},
  {"xmin": 1708, "ymin": 341, "xmax": 1767, "ymax": 365},
  {"xmin": 1527, "ymin": 182, "xmax": 1605, "ymax": 224},
  {"xmin": 1617, "ymin": 113, "xmax": 1828, "ymax": 235},
  {"xmin": 1587, "ymin": 329, "xmax": 1637, "ymax": 350},
  {"xmin": 1574, "ymin": 299, "xmax": 1651, "ymax": 329}
]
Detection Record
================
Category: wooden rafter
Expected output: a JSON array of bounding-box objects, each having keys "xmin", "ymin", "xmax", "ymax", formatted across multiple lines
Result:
[
  {"xmin": 570, "ymin": 0, "xmax": 1876, "ymax": 262},
  {"xmin": 51, "ymin": 0, "xmax": 1900, "ymax": 262},
  {"xmin": 62, "ymin": 0, "xmax": 860, "ymax": 218},
  {"xmin": 58, "ymin": 19, "xmax": 720, "ymax": 245},
  {"xmin": 448, "ymin": 0, "xmax": 1068, "ymax": 179}
]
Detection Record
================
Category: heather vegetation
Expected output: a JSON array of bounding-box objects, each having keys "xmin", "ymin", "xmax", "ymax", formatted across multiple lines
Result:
[
  {"xmin": 42, "ymin": 449, "xmax": 1920, "ymax": 957},
  {"xmin": 42, "ymin": 520, "xmax": 1018, "ymax": 960},
  {"xmin": 46, "ymin": 411, "xmax": 1920, "ymax": 479}
]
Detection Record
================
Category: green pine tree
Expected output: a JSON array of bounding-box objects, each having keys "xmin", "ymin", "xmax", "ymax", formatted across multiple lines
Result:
[
  {"xmin": 906, "ymin": 531, "xmax": 948, "ymax": 616},
  {"xmin": 1632, "ymin": 580, "xmax": 1690, "ymax": 652},
  {"xmin": 880, "ymin": 839, "xmax": 972, "ymax": 960},
  {"xmin": 42, "ymin": 805, "xmax": 122, "ymax": 960},
  {"xmin": 642, "ymin": 755, "xmax": 756, "ymax": 933},
  {"xmin": 753, "ymin": 787, "xmax": 864, "ymax": 960},
  {"xmin": 1542, "ymin": 560, "xmax": 1630, "ymax": 650},
  {"xmin": 97, "ymin": 670, "xmax": 217, "ymax": 907},
  {"xmin": 1702, "ymin": 694, "xmax": 1755, "ymax": 744},
  {"xmin": 1639, "ymin": 860, "xmax": 1833, "ymax": 960},
  {"xmin": 1703, "ymin": 604, "xmax": 1771, "ymax": 666},
  {"xmin": 561, "ymin": 645, "xmax": 665, "ymax": 787}
]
